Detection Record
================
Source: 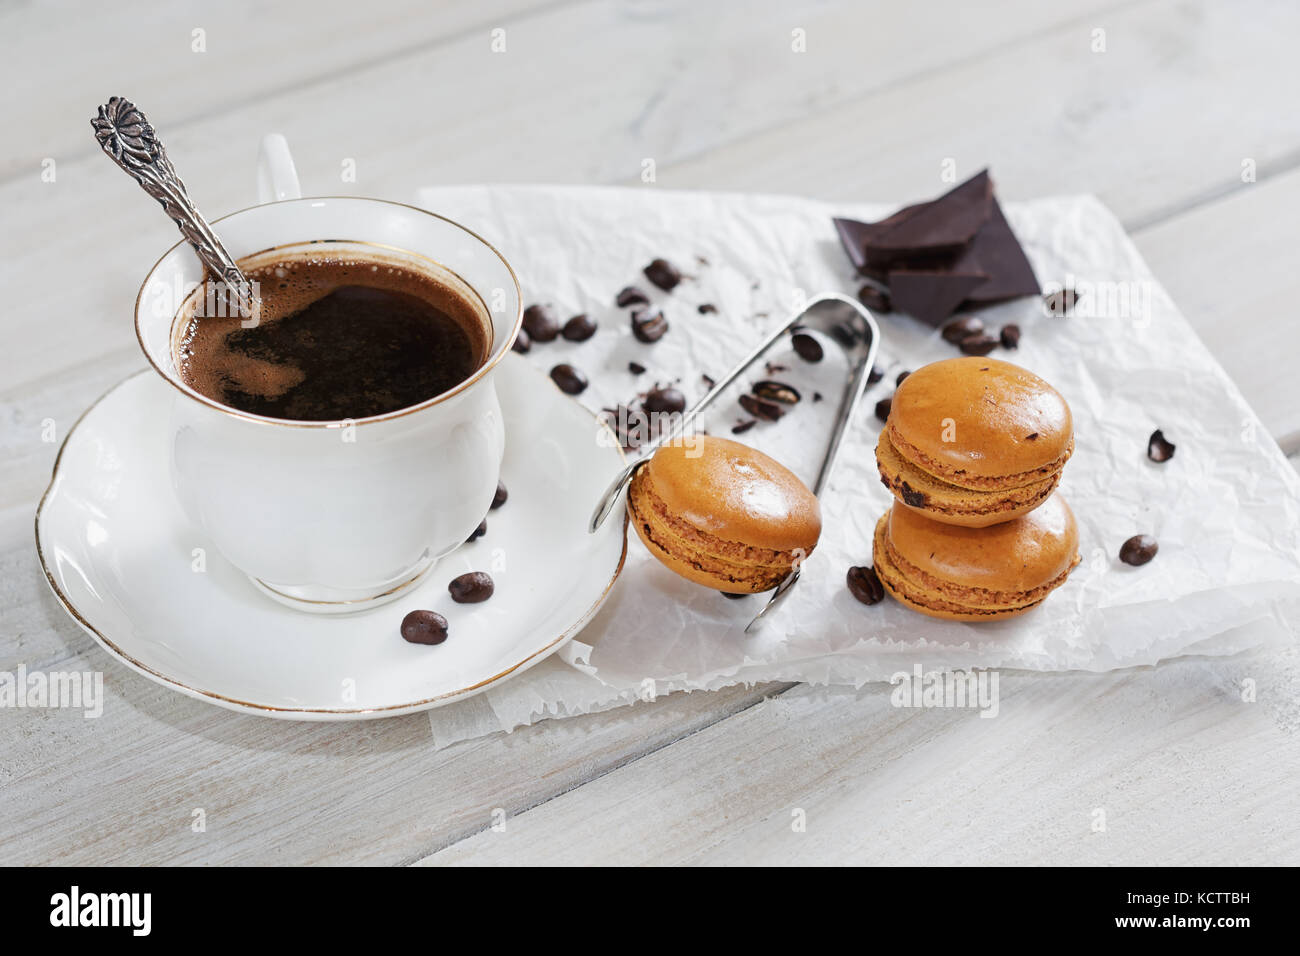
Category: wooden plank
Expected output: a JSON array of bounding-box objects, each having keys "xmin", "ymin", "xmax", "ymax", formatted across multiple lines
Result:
[
  {"xmin": 418, "ymin": 655, "xmax": 1300, "ymax": 865},
  {"xmin": 1133, "ymin": 167, "xmax": 1300, "ymax": 453}
]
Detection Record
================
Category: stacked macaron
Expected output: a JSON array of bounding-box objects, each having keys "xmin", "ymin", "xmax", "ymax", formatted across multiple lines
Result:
[{"xmin": 873, "ymin": 357, "xmax": 1080, "ymax": 620}]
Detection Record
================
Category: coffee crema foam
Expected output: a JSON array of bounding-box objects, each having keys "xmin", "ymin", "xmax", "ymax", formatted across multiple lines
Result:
[{"xmin": 176, "ymin": 251, "xmax": 491, "ymax": 421}]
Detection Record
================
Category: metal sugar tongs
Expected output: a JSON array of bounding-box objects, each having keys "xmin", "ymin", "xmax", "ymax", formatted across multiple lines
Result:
[{"xmin": 589, "ymin": 292, "xmax": 881, "ymax": 631}]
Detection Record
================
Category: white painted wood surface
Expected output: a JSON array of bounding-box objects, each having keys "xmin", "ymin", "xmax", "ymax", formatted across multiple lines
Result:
[{"xmin": 1, "ymin": 0, "xmax": 1297, "ymax": 865}]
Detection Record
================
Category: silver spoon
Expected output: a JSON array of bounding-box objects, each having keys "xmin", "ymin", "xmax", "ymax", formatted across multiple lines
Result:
[
  {"xmin": 589, "ymin": 292, "xmax": 881, "ymax": 630},
  {"xmin": 91, "ymin": 97, "xmax": 258, "ymax": 317}
]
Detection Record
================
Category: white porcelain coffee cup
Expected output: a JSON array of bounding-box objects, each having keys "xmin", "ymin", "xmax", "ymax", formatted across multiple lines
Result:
[{"xmin": 134, "ymin": 136, "xmax": 522, "ymax": 613}]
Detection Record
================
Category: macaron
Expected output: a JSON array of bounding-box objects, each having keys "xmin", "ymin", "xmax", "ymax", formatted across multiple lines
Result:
[
  {"xmin": 871, "ymin": 493, "xmax": 1080, "ymax": 621},
  {"xmin": 627, "ymin": 436, "xmax": 821, "ymax": 592},
  {"xmin": 877, "ymin": 357, "xmax": 1073, "ymax": 527}
]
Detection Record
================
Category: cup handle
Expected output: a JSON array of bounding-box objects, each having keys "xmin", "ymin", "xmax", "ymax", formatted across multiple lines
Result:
[{"xmin": 257, "ymin": 134, "xmax": 302, "ymax": 203}]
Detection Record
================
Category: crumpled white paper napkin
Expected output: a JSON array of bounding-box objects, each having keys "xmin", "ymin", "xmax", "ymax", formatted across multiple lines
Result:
[{"xmin": 414, "ymin": 184, "xmax": 1300, "ymax": 749}]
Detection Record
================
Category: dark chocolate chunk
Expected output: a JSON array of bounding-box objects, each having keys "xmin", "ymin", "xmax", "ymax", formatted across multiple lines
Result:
[
  {"xmin": 549, "ymin": 364, "xmax": 588, "ymax": 395},
  {"xmin": 643, "ymin": 258, "xmax": 682, "ymax": 292},
  {"xmin": 643, "ymin": 386, "xmax": 686, "ymax": 415},
  {"xmin": 739, "ymin": 393, "xmax": 783, "ymax": 422},
  {"xmin": 1148, "ymin": 429, "xmax": 1176, "ymax": 463},
  {"xmin": 522, "ymin": 303, "xmax": 559, "ymax": 342},
  {"xmin": 731, "ymin": 419, "xmax": 757, "ymax": 435},
  {"xmin": 941, "ymin": 315, "xmax": 984, "ymax": 344},
  {"xmin": 400, "ymin": 609, "xmax": 449, "ymax": 645},
  {"xmin": 448, "ymin": 571, "xmax": 495, "ymax": 603},
  {"xmin": 491, "ymin": 481, "xmax": 508, "ymax": 509},
  {"xmin": 889, "ymin": 269, "xmax": 990, "ymax": 327},
  {"xmin": 628, "ymin": 361, "xmax": 646, "ymax": 375},
  {"xmin": 999, "ymin": 323, "xmax": 1021, "ymax": 349},
  {"xmin": 1119, "ymin": 535, "xmax": 1158, "ymax": 567},
  {"xmin": 561, "ymin": 313, "xmax": 597, "ymax": 342},
  {"xmin": 900, "ymin": 482, "xmax": 926, "ymax": 507},
  {"xmin": 511, "ymin": 328, "xmax": 531, "ymax": 354},
  {"xmin": 812, "ymin": 391, "xmax": 824, "ymax": 402},
  {"xmin": 875, "ymin": 396, "xmax": 892, "ymax": 422},
  {"xmin": 958, "ymin": 333, "xmax": 1000, "ymax": 356},
  {"xmin": 467, "ymin": 518, "xmax": 487, "ymax": 542},
  {"xmin": 791, "ymin": 332, "xmax": 824, "ymax": 363},
  {"xmin": 698, "ymin": 303, "xmax": 718, "ymax": 314},
  {"xmin": 631, "ymin": 308, "xmax": 668, "ymax": 343},
  {"xmin": 616, "ymin": 286, "xmax": 650, "ymax": 307},
  {"xmin": 752, "ymin": 380, "xmax": 801, "ymax": 405},
  {"xmin": 861, "ymin": 170, "xmax": 994, "ymax": 264},
  {"xmin": 846, "ymin": 566, "xmax": 884, "ymax": 606},
  {"xmin": 857, "ymin": 284, "xmax": 892, "ymax": 313},
  {"xmin": 951, "ymin": 199, "xmax": 1041, "ymax": 304}
]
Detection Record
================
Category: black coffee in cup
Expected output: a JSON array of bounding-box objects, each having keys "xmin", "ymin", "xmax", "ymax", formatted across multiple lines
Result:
[{"xmin": 175, "ymin": 250, "xmax": 492, "ymax": 421}]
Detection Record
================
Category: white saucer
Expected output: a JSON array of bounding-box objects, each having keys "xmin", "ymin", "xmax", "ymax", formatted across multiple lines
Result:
[{"xmin": 36, "ymin": 354, "xmax": 628, "ymax": 720}]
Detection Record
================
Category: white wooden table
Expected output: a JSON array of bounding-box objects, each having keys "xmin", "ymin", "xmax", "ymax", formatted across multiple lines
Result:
[{"xmin": 3, "ymin": 0, "xmax": 1298, "ymax": 865}]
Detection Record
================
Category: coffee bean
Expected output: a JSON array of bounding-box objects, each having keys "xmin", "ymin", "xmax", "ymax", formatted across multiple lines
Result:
[
  {"xmin": 467, "ymin": 518, "xmax": 487, "ymax": 542},
  {"xmin": 562, "ymin": 313, "xmax": 597, "ymax": 342},
  {"xmin": 720, "ymin": 591, "xmax": 750, "ymax": 600},
  {"xmin": 1147, "ymin": 429, "xmax": 1176, "ymax": 463},
  {"xmin": 698, "ymin": 303, "xmax": 718, "ymax": 314},
  {"xmin": 400, "ymin": 609, "xmax": 449, "ymax": 645},
  {"xmin": 448, "ymin": 571, "xmax": 494, "ymax": 603},
  {"xmin": 511, "ymin": 328, "xmax": 531, "ymax": 354},
  {"xmin": 628, "ymin": 361, "xmax": 646, "ymax": 375},
  {"xmin": 549, "ymin": 364, "xmax": 588, "ymax": 395},
  {"xmin": 875, "ymin": 396, "xmax": 892, "ymax": 422},
  {"xmin": 1044, "ymin": 287, "xmax": 1077, "ymax": 317},
  {"xmin": 631, "ymin": 308, "xmax": 669, "ymax": 343},
  {"xmin": 616, "ymin": 286, "xmax": 649, "ymax": 307},
  {"xmin": 900, "ymin": 481, "xmax": 926, "ymax": 508},
  {"xmin": 846, "ymin": 566, "xmax": 884, "ymax": 605},
  {"xmin": 792, "ymin": 332, "xmax": 824, "ymax": 363},
  {"xmin": 867, "ymin": 364, "xmax": 886, "ymax": 386},
  {"xmin": 857, "ymin": 284, "xmax": 892, "ymax": 313},
  {"xmin": 643, "ymin": 258, "xmax": 682, "ymax": 292},
  {"xmin": 895, "ymin": 370, "xmax": 910, "ymax": 387},
  {"xmin": 731, "ymin": 420, "xmax": 757, "ymax": 435},
  {"xmin": 1119, "ymin": 534, "xmax": 1158, "ymax": 566},
  {"xmin": 522, "ymin": 303, "xmax": 559, "ymax": 342},
  {"xmin": 644, "ymin": 386, "xmax": 686, "ymax": 415},
  {"xmin": 941, "ymin": 315, "xmax": 984, "ymax": 344},
  {"xmin": 958, "ymin": 333, "xmax": 1000, "ymax": 356},
  {"xmin": 603, "ymin": 404, "xmax": 648, "ymax": 448},
  {"xmin": 999, "ymin": 323, "xmax": 1021, "ymax": 349},
  {"xmin": 739, "ymin": 393, "xmax": 784, "ymax": 422},
  {"xmin": 752, "ymin": 380, "xmax": 801, "ymax": 405},
  {"xmin": 491, "ymin": 481, "xmax": 508, "ymax": 509}
]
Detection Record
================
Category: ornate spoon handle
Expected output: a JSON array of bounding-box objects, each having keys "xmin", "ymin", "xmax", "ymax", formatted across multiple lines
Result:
[{"xmin": 91, "ymin": 97, "xmax": 256, "ymax": 312}]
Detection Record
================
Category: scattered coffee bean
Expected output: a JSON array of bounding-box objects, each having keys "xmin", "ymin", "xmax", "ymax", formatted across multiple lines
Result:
[
  {"xmin": 467, "ymin": 518, "xmax": 487, "ymax": 542},
  {"xmin": 752, "ymin": 380, "xmax": 801, "ymax": 405},
  {"xmin": 895, "ymin": 370, "xmax": 910, "ymax": 387},
  {"xmin": 791, "ymin": 332, "xmax": 824, "ymax": 363},
  {"xmin": 813, "ymin": 391, "xmax": 824, "ymax": 403},
  {"xmin": 448, "ymin": 571, "xmax": 495, "ymax": 603},
  {"xmin": 643, "ymin": 258, "xmax": 682, "ymax": 292},
  {"xmin": 857, "ymin": 284, "xmax": 892, "ymax": 313},
  {"xmin": 522, "ymin": 303, "xmax": 559, "ymax": 342},
  {"xmin": 631, "ymin": 308, "xmax": 669, "ymax": 343},
  {"xmin": 739, "ymin": 393, "xmax": 784, "ymax": 422},
  {"xmin": 731, "ymin": 419, "xmax": 757, "ymax": 435},
  {"xmin": 867, "ymin": 364, "xmax": 886, "ymax": 386},
  {"xmin": 550, "ymin": 364, "xmax": 588, "ymax": 395},
  {"xmin": 941, "ymin": 315, "xmax": 984, "ymax": 344},
  {"xmin": 562, "ymin": 313, "xmax": 597, "ymax": 342},
  {"xmin": 644, "ymin": 385, "xmax": 686, "ymax": 415},
  {"xmin": 846, "ymin": 566, "xmax": 884, "ymax": 605},
  {"xmin": 875, "ymin": 396, "xmax": 892, "ymax": 422},
  {"xmin": 698, "ymin": 303, "xmax": 718, "ymax": 314},
  {"xmin": 511, "ymin": 328, "xmax": 531, "ymax": 354},
  {"xmin": 1147, "ymin": 429, "xmax": 1176, "ymax": 463},
  {"xmin": 616, "ymin": 286, "xmax": 650, "ymax": 307},
  {"xmin": 958, "ymin": 333, "xmax": 1000, "ymax": 356},
  {"xmin": 628, "ymin": 361, "xmax": 646, "ymax": 375},
  {"xmin": 999, "ymin": 323, "xmax": 1021, "ymax": 349},
  {"xmin": 491, "ymin": 481, "xmax": 508, "ymax": 510},
  {"xmin": 720, "ymin": 591, "xmax": 750, "ymax": 600},
  {"xmin": 900, "ymin": 481, "xmax": 926, "ymax": 508},
  {"xmin": 400, "ymin": 609, "xmax": 449, "ymax": 645},
  {"xmin": 1044, "ymin": 287, "xmax": 1078, "ymax": 317},
  {"xmin": 1119, "ymin": 534, "xmax": 1159, "ymax": 566}
]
